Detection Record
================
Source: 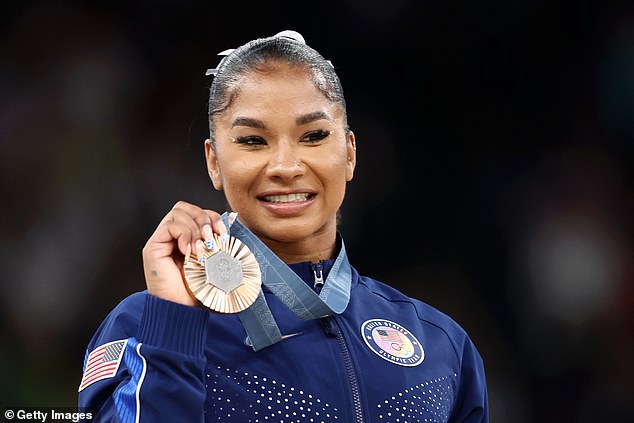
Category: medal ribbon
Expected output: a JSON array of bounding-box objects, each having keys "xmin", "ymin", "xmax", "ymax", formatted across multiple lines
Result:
[{"xmin": 222, "ymin": 213, "xmax": 352, "ymax": 351}]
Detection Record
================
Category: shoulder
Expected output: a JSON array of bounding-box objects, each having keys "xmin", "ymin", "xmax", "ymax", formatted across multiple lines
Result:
[
  {"xmin": 84, "ymin": 291, "xmax": 149, "ymax": 351},
  {"xmin": 354, "ymin": 271, "xmax": 474, "ymax": 358},
  {"xmin": 104, "ymin": 290, "xmax": 148, "ymax": 324},
  {"xmin": 356, "ymin": 273, "xmax": 465, "ymax": 333}
]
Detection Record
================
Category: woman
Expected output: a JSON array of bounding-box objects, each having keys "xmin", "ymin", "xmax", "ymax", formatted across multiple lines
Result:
[{"xmin": 78, "ymin": 30, "xmax": 488, "ymax": 422}]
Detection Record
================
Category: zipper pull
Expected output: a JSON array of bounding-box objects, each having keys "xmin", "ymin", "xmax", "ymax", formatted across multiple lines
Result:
[
  {"xmin": 320, "ymin": 316, "xmax": 337, "ymax": 337},
  {"xmin": 312, "ymin": 261, "xmax": 324, "ymax": 289}
]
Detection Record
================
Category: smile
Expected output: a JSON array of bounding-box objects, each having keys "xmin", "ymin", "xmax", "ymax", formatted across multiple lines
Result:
[{"xmin": 261, "ymin": 193, "xmax": 313, "ymax": 203}]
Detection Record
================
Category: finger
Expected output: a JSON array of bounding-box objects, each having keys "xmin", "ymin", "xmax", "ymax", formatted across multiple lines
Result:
[
  {"xmin": 203, "ymin": 210, "xmax": 228, "ymax": 238},
  {"xmin": 170, "ymin": 208, "xmax": 205, "ymax": 244},
  {"xmin": 162, "ymin": 220, "xmax": 194, "ymax": 255},
  {"xmin": 188, "ymin": 210, "xmax": 224, "ymax": 251},
  {"xmin": 170, "ymin": 203, "xmax": 232, "ymax": 258},
  {"xmin": 171, "ymin": 201, "xmax": 225, "ymax": 241},
  {"xmin": 152, "ymin": 201, "xmax": 201, "ymax": 246},
  {"xmin": 192, "ymin": 210, "xmax": 227, "ymax": 249},
  {"xmin": 144, "ymin": 218, "xmax": 193, "ymax": 262}
]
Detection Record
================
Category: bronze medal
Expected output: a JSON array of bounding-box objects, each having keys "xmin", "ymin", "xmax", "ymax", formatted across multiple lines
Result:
[{"xmin": 182, "ymin": 233, "xmax": 261, "ymax": 313}]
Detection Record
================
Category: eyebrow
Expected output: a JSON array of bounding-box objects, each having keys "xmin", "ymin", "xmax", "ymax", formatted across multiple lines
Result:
[
  {"xmin": 296, "ymin": 111, "xmax": 332, "ymax": 126},
  {"xmin": 231, "ymin": 117, "xmax": 266, "ymax": 129},
  {"xmin": 231, "ymin": 111, "xmax": 332, "ymax": 129}
]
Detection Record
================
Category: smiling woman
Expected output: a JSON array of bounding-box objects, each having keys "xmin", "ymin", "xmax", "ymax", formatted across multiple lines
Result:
[
  {"xmin": 206, "ymin": 59, "xmax": 355, "ymax": 261},
  {"xmin": 78, "ymin": 30, "xmax": 489, "ymax": 422}
]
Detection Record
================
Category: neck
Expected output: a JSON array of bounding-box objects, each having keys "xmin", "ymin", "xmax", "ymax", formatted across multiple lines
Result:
[{"xmin": 259, "ymin": 229, "xmax": 338, "ymax": 264}]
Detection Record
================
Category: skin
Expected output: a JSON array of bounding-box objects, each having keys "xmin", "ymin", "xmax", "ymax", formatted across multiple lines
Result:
[{"xmin": 142, "ymin": 61, "xmax": 356, "ymax": 306}]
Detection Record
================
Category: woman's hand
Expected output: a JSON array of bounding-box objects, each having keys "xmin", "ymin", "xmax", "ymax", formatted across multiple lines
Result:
[{"xmin": 142, "ymin": 201, "xmax": 227, "ymax": 306}]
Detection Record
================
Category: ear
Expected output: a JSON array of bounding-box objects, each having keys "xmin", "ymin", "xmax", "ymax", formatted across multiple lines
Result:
[
  {"xmin": 345, "ymin": 131, "xmax": 357, "ymax": 182},
  {"xmin": 204, "ymin": 139, "xmax": 223, "ymax": 190}
]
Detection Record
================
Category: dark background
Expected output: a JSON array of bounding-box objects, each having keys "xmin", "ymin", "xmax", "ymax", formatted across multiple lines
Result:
[{"xmin": 1, "ymin": 1, "xmax": 633, "ymax": 421}]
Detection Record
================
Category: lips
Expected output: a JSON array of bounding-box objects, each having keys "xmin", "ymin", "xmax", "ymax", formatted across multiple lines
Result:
[{"xmin": 257, "ymin": 191, "xmax": 316, "ymax": 216}]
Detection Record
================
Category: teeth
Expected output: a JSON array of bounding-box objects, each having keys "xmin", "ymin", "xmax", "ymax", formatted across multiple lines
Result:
[{"xmin": 264, "ymin": 193, "xmax": 310, "ymax": 203}]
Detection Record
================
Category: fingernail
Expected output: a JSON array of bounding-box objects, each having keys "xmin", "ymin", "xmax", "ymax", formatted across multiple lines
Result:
[
  {"xmin": 196, "ymin": 240, "xmax": 205, "ymax": 256},
  {"xmin": 206, "ymin": 238, "xmax": 215, "ymax": 250},
  {"xmin": 184, "ymin": 243, "xmax": 191, "ymax": 264},
  {"xmin": 203, "ymin": 225, "xmax": 213, "ymax": 241},
  {"xmin": 221, "ymin": 233, "xmax": 229, "ymax": 243}
]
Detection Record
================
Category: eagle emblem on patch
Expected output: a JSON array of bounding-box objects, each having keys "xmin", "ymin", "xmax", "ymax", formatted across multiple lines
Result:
[{"xmin": 361, "ymin": 319, "xmax": 424, "ymax": 367}]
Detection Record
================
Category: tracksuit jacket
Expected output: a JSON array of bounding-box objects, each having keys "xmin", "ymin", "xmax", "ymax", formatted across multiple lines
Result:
[{"xmin": 78, "ymin": 251, "xmax": 488, "ymax": 422}]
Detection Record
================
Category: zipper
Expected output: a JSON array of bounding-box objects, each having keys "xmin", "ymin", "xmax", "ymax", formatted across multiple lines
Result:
[
  {"xmin": 311, "ymin": 261, "xmax": 324, "ymax": 290},
  {"xmin": 321, "ymin": 316, "xmax": 364, "ymax": 422}
]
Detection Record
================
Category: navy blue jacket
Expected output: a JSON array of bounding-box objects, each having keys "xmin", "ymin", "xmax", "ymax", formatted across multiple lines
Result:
[{"xmin": 79, "ymin": 260, "xmax": 488, "ymax": 422}]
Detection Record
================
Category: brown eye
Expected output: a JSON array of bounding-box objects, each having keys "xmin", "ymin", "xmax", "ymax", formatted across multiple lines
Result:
[
  {"xmin": 233, "ymin": 136, "xmax": 267, "ymax": 146},
  {"xmin": 301, "ymin": 130, "xmax": 332, "ymax": 143}
]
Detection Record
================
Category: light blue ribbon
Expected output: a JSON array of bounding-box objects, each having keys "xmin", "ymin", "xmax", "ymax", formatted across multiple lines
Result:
[{"xmin": 222, "ymin": 213, "xmax": 352, "ymax": 351}]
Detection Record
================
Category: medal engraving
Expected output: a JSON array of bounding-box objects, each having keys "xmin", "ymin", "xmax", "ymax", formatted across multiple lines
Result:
[{"xmin": 205, "ymin": 251, "xmax": 243, "ymax": 292}]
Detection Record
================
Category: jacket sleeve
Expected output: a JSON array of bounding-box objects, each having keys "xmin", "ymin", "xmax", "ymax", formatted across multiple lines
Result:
[
  {"xmin": 449, "ymin": 336, "xmax": 489, "ymax": 423},
  {"xmin": 78, "ymin": 293, "xmax": 209, "ymax": 422}
]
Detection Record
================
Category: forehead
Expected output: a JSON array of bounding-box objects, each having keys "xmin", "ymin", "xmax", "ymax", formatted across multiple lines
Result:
[{"xmin": 216, "ymin": 64, "xmax": 344, "ymax": 127}]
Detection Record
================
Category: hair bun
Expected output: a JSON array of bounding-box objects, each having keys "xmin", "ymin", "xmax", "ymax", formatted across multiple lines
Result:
[{"xmin": 274, "ymin": 30, "xmax": 306, "ymax": 44}]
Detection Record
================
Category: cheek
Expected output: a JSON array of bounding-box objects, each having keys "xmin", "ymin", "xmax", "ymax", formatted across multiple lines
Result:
[
  {"xmin": 218, "ymin": 158, "xmax": 259, "ymax": 198},
  {"xmin": 318, "ymin": 155, "xmax": 350, "ymax": 196}
]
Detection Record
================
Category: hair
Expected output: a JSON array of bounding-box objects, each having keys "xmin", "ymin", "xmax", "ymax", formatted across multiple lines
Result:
[{"xmin": 207, "ymin": 31, "xmax": 348, "ymax": 147}]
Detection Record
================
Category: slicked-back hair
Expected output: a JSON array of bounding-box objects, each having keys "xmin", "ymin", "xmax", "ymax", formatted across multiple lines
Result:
[{"xmin": 207, "ymin": 34, "xmax": 348, "ymax": 147}]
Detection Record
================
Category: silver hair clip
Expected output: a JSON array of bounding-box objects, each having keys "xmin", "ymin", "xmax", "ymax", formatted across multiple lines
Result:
[
  {"xmin": 275, "ymin": 30, "xmax": 306, "ymax": 44},
  {"xmin": 274, "ymin": 30, "xmax": 333, "ymax": 68},
  {"xmin": 205, "ymin": 48, "xmax": 235, "ymax": 76}
]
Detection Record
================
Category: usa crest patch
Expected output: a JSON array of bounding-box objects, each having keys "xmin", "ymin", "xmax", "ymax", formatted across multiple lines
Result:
[{"xmin": 361, "ymin": 319, "xmax": 424, "ymax": 367}]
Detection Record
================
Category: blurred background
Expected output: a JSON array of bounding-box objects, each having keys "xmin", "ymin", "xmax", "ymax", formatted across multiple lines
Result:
[{"xmin": 1, "ymin": 0, "xmax": 632, "ymax": 421}]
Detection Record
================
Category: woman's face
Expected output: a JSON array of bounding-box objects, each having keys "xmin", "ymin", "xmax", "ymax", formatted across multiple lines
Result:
[{"xmin": 205, "ymin": 62, "xmax": 356, "ymax": 256}]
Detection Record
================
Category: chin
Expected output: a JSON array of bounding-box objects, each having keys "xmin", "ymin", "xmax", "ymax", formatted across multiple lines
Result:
[
  {"xmin": 254, "ymin": 218, "xmax": 325, "ymax": 244},
  {"xmin": 268, "ymin": 225, "xmax": 315, "ymax": 243}
]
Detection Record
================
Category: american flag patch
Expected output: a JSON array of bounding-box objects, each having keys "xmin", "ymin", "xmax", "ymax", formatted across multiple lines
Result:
[{"xmin": 79, "ymin": 339, "xmax": 127, "ymax": 392}]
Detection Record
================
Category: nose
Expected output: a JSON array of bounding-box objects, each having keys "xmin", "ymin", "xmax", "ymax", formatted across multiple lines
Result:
[{"xmin": 265, "ymin": 143, "xmax": 305, "ymax": 180}]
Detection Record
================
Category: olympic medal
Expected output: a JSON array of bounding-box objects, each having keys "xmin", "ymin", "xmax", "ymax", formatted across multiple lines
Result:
[{"xmin": 182, "ymin": 233, "xmax": 261, "ymax": 313}]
